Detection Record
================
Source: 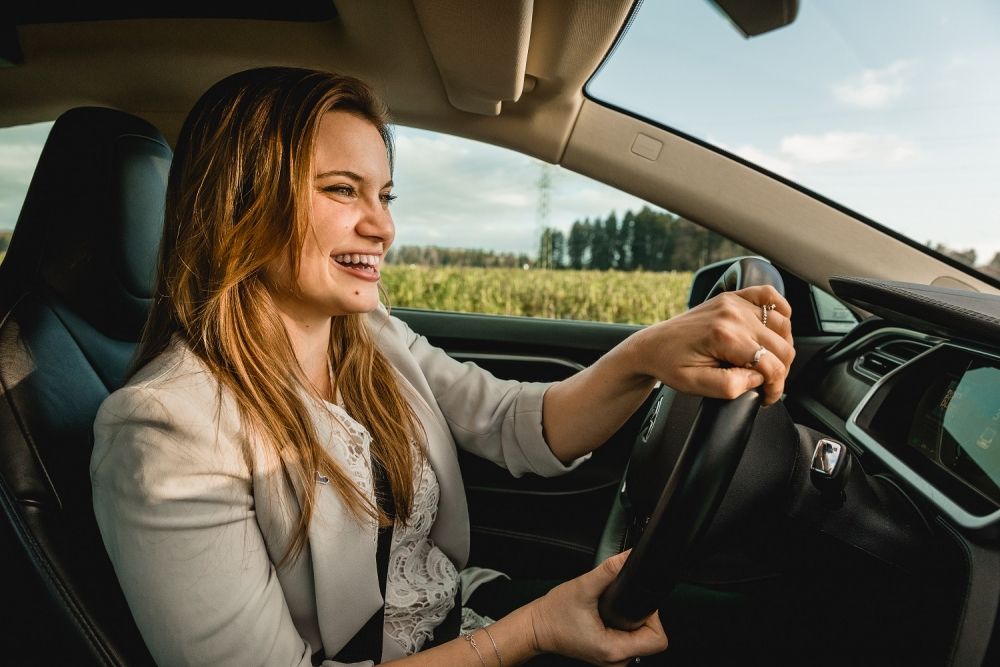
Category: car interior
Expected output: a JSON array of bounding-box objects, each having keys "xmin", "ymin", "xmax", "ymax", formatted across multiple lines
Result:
[{"xmin": 2, "ymin": 2, "xmax": 999, "ymax": 666}]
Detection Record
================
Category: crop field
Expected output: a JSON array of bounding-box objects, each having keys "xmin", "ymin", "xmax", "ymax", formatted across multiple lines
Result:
[{"xmin": 381, "ymin": 265, "xmax": 694, "ymax": 324}]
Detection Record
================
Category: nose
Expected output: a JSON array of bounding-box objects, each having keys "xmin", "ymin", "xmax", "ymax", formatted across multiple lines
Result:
[{"xmin": 357, "ymin": 195, "xmax": 395, "ymax": 247}]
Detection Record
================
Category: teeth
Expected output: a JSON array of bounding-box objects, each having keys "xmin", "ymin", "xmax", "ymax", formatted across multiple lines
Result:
[{"xmin": 333, "ymin": 253, "xmax": 381, "ymax": 268}]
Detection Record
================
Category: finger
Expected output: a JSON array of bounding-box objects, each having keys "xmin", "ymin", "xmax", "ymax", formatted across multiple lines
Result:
[
  {"xmin": 607, "ymin": 611, "xmax": 669, "ymax": 661},
  {"xmin": 734, "ymin": 285, "xmax": 792, "ymax": 318},
  {"xmin": 591, "ymin": 549, "xmax": 631, "ymax": 590},
  {"xmin": 755, "ymin": 324, "xmax": 796, "ymax": 369},
  {"xmin": 673, "ymin": 365, "xmax": 765, "ymax": 401},
  {"xmin": 761, "ymin": 307, "xmax": 793, "ymax": 346},
  {"xmin": 741, "ymin": 344, "xmax": 787, "ymax": 405}
]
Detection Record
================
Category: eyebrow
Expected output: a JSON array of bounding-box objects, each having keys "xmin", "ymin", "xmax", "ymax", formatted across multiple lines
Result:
[{"xmin": 314, "ymin": 169, "xmax": 393, "ymax": 189}]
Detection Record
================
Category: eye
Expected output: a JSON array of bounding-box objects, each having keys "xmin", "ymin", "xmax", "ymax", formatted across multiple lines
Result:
[
  {"xmin": 322, "ymin": 184, "xmax": 356, "ymax": 198},
  {"xmin": 380, "ymin": 192, "xmax": 398, "ymax": 206}
]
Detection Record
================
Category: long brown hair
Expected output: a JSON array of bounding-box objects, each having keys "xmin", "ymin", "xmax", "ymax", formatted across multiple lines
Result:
[{"xmin": 134, "ymin": 67, "xmax": 421, "ymax": 565}]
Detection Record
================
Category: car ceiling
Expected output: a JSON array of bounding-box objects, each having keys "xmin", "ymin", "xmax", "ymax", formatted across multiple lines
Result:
[{"xmin": 1, "ymin": 0, "xmax": 633, "ymax": 162}]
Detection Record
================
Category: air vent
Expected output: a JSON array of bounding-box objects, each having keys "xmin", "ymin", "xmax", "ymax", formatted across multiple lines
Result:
[{"xmin": 853, "ymin": 338, "xmax": 933, "ymax": 381}]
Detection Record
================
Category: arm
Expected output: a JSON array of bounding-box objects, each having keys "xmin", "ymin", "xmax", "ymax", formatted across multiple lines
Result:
[
  {"xmin": 378, "ymin": 308, "xmax": 587, "ymax": 477},
  {"xmin": 91, "ymin": 385, "xmax": 322, "ymax": 667},
  {"xmin": 543, "ymin": 286, "xmax": 796, "ymax": 462}
]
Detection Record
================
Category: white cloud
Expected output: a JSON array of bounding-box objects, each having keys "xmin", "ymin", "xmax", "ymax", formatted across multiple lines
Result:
[
  {"xmin": 714, "ymin": 140, "xmax": 796, "ymax": 178},
  {"xmin": 832, "ymin": 59, "xmax": 914, "ymax": 109},
  {"xmin": 391, "ymin": 127, "xmax": 654, "ymax": 253},
  {"xmin": 779, "ymin": 132, "xmax": 918, "ymax": 164},
  {"xmin": 0, "ymin": 142, "xmax": 46, "ymax": 176}
]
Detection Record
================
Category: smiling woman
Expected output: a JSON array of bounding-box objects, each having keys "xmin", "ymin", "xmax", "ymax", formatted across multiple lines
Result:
[
  {"xmin": 83, "ymin": 64, "xmax": 799, "ymax": 667},
  {"xmin": 89, "ymin": 65, "xmax": 682, "ymax": 667}
]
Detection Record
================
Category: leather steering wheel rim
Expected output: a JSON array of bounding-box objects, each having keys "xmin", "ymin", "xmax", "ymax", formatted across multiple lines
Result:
[{"xmin": 597, "ymin": 257, "xmax": 785, "ymax": 630}]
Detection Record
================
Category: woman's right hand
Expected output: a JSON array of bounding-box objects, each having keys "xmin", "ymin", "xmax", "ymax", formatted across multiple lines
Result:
[{"xmin": 527, "ymin": 550, "xmax": 668, "ymax": 666}]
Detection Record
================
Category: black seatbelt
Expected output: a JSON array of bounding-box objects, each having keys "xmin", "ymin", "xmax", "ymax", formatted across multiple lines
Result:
[{"xmin": 327, "ymin": 459, "xmax": 395, "ymax": 665}]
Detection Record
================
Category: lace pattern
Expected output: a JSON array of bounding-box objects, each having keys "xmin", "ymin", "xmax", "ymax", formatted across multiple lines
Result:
[
  {"xmin": 320, "ymin": 401, "xmax": 379, "ymax": 545},
  {"xmin": 383, "ymin": 454, "xmax": 460, "ymax": 654},
  {"xmin": 321, "ymin": 402, "xmax": 461, "ymax": 655}
]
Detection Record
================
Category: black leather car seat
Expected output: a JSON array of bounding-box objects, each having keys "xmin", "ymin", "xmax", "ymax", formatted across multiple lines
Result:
[{"xmin": 0, "ymin": 107, "xmax": 169, "ymax": 665}]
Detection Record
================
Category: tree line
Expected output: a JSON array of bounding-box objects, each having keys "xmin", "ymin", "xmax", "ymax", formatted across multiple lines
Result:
[
  {"xmin": 388, "ymin": 206, "xmax": 753, "ymax": 272},
  {"xmin": 539, "ymin": 206, "xmax": 751, "ymax": 271},
  {"xmin": 388, "ymin": 244, "xmax": 533, "ymax": 268},
  {"xmin": 929, "ymin": 242, "xmax": 1000, "ymax": 279}
]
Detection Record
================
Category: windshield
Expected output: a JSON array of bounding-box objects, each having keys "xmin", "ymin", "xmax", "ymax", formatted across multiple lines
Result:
[{"xmin": 588, "ymin": 0, "xmax": 1000, "ymax": 281}]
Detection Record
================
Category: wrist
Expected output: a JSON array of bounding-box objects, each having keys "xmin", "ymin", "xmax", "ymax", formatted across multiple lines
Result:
[
  {"xmin": 475, "ymin": 603, "xmax": 544, "ymax": 665},
  {"xmin": 523, "ymin": 596, "xmax": 551, "ymax": 656},
  {"xmin": 616, "ymin": 326, "xmax": 659, "ymax": 387}
]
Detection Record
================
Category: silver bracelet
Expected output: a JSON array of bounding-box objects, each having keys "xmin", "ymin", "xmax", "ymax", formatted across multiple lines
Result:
[
  {"xmin": 461, "ymin": 630, "xmax": 487, "ymax": 667},
  {"xmin": 483, "ymin": 625, "xmax": 503, "ymax": 667}
]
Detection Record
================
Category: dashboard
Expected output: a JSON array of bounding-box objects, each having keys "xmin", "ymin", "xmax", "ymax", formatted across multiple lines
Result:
[
  {"xmin": 785, "ymin": 276, "xmax": 1000, "ymax": 665},
  {"xmin": 849, "ymin": 342, "xmax": 1000, "ymax": 527},
  {"xmin": 791, "ymin": 277, "xmax": 1000, "ymax": 531}
]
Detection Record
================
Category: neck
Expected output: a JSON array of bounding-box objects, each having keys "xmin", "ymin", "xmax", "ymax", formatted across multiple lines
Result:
[{"xmin": 277, "ymin": 309, "xmax": 334, "ymax": 400}]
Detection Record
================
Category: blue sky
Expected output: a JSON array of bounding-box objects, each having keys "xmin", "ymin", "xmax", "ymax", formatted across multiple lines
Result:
[
  {"xmin": 3, "ymin": 1, "xmax": 998, "ymax": 268},
  {"xmin": 589, "ymin": 0, "xmax": 1000, "ymax": 265}
]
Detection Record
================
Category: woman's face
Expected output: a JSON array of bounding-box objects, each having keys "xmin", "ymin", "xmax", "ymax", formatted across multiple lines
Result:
[{"xmin": 271, "ymin": 110, "xmax": 395, "ymax": 322}]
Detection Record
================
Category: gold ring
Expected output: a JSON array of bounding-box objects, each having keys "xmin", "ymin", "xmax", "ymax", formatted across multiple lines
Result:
[{"xmin": 761, "ymin": 303, "xmax": 776, "ymax": 326}]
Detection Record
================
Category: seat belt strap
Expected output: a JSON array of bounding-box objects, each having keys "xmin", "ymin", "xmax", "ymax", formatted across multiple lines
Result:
[{"xmin": 330, "ymin": 458, "xmax": 394, "ymax": 665}]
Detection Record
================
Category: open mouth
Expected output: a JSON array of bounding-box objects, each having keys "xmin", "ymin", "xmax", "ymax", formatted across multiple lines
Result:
[{"xmin": 332, "ymin": 253, "xmax": 381, "ymax": 279}]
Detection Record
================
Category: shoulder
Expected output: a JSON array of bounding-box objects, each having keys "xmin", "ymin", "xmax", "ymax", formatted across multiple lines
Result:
[
  {"xmin": 96, "ymin": 340, "xmax": 227, "ymax": 437},
  {"xmin": 91, "ymin": 340, "xmax": 247, "ymax": 487}
]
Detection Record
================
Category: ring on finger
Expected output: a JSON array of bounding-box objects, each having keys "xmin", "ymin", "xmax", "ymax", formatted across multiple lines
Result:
[
  {"xmin": 746, "ymin": 345, "xmax": 768, "ymax": 368},
  {"xmin": 760, "ymin": 303, "xmax": 776, "ymax": 326}
]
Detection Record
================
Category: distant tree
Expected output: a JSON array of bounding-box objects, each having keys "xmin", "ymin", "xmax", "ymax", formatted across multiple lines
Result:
[
  {"xmin": 537, "ymin": 227, "xmax": 566, "ymax": 269},
  {"xmin": 388, "ymin": 244, "xmax": 529, "ymax": 268},
  {"xmin": 590, "ymin": 219, "xmax": 612, "ymax": 270},
  {"xmin": 604, "ymin": 212, "xmax": 621, "ymax": 269},
  {"xmin": 551, "ymin": 229, "xmax": 566, "ymax": 269},
  {"xmin": 982, "ymin": 252, "xmax": 1000, "ymax": 279},
  {"xmin": 930, "ymin": 242, "xmax": 977, "ymax": 267},
  {"xmin": 567, "ymin": 220, "xmax": 590, "ymax": 269},
  {"xmin": 618, "ymin": 211, "xmax": 635, "ymax": 270}
]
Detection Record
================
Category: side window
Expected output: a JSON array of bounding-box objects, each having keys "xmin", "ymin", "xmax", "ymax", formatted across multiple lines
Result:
[
  {"xmin": 811, "ymin": 286, "xmax": 859, "ymax": 334},
  {"xmin": 385, "ymin": 127, "xmax": 753, "ymax": 325},
  {"xmin": 0, "ymin": 121, "xmax": 54, "ymax": 265}
]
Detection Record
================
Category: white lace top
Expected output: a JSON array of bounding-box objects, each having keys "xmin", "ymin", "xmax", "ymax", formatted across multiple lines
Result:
[{"xmin": 322, "ymin": 401, "xmax": 491, "ymax": 655}]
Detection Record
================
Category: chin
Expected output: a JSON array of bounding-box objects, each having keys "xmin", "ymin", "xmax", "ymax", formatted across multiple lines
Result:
[{"xmin": 330, "ymin": 295, "xmax": 381, "ymax": 317}]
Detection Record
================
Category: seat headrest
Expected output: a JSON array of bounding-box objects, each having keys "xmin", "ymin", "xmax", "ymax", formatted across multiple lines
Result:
[{"xmin": 2, "ymin": 107, "xmax": 171, "ymax": 341}]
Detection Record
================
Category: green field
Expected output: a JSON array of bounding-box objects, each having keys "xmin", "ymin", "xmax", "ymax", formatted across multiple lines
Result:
[{"xmin": 382, "ymin": 265, "xmax": 693, "ymax": 324}]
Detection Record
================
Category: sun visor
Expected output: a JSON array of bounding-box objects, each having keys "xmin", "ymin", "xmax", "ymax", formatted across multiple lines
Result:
[{"xmin": 412, "ymin": 0, "xmax": 532, "ymax": 115}]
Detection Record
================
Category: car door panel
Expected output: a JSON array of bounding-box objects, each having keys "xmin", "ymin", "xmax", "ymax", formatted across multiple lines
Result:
[{"xmin": 393, "ymin": 308, "xmax": 651, "ymax": 579}]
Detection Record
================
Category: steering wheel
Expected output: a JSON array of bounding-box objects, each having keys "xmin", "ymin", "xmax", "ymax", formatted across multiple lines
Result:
[{"xmin": 597, "ymin": 257, "xmax": 785, "ymax": 630}]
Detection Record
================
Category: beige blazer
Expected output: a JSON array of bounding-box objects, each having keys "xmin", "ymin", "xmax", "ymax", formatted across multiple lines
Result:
[{"xmin": 91, "ymin": 306, "xmax": 584, "ymax": 667}]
